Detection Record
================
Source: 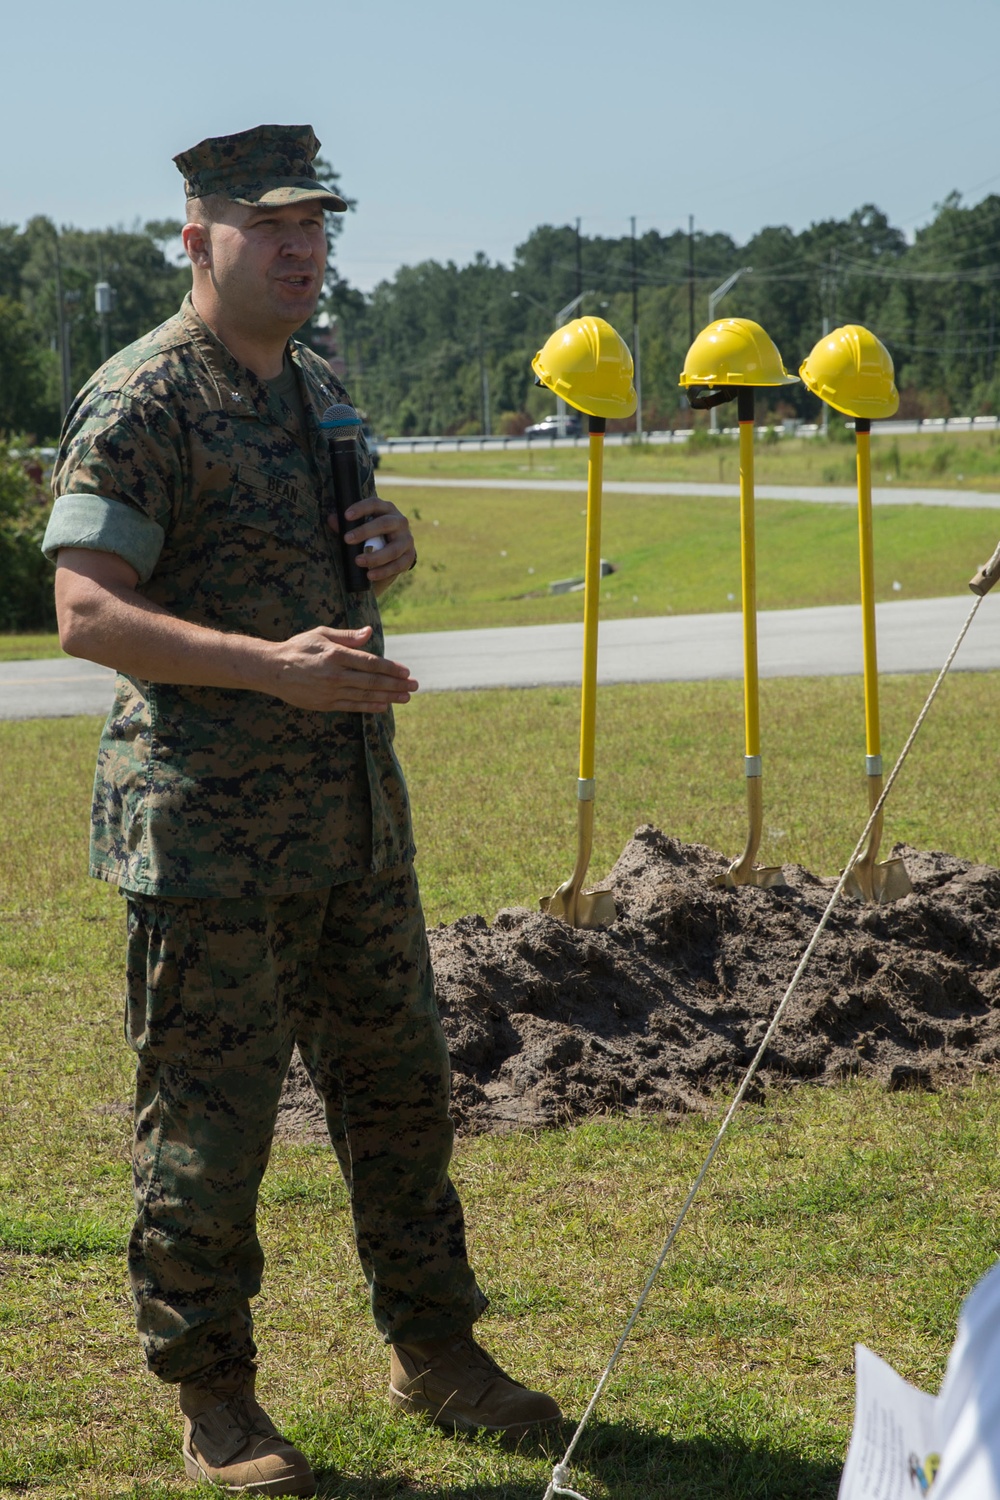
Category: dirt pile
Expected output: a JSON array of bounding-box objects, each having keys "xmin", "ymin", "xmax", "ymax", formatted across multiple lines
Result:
[{"xmin": 276, "ymin": 826, "xmax": 1000, "ymax": 1140}]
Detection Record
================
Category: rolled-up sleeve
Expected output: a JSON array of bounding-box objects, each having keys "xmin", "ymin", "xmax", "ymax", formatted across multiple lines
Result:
[
  {"xmin": 42, "ymin": 493, "xmax": 166, "ymax": 581},
  {"xmin": 46, "ymin": 388, "xmax": 181, "ymax": 583}
]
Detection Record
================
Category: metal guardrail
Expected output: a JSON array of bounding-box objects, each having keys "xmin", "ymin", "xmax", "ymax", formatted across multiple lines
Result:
[
  {"xmin": 16, "ymin": 413, "xmax": 999, "ymax": 467},
  {"xmin": 375, "ymin": 414, "xmax": 998, "ymax": 454}
]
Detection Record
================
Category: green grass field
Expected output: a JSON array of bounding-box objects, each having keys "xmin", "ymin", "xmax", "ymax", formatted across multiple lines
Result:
[
  {"xmin": 4, "ymin": 432, "xmax": 999, "ymax": 1495},
  {"xmin": 8, "ymin": 487, "xmax": 998, "ymax": 653},
  {"xmin": 375, "ymin": 488, "xmax": 1000, "ymax": 633},
  {"xmin": 3, "ymin": 667, "xmax": 1000, "ymax": 1497},
  {"xmin": 379, "ymin": 426, "xmax": 1000, "ymax": 491},
  {"xmin": 0, "ymin": 633, "xmax": 65, "ymax": 662},
  {"xmin": 5, "ymin": 426, "xmax": 999, "ymax": 660}
]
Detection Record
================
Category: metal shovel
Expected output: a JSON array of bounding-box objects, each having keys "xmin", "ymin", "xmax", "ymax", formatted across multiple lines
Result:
[
  {"xmin": 708, "ymin": 387, "xmax": 785, "ymax": 890},
  {"xmin": 541, "ymin": 413, "xmax": 616, "ymax": 928},
  {"xmin": 842, "ymin": 418, "xmax": 911, "ymax": 904}
]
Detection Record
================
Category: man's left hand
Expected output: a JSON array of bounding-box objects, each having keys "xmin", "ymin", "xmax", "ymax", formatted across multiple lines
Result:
[{"xmin": 330, "ymin": 495, "xmax": 416, "ymax": 595}]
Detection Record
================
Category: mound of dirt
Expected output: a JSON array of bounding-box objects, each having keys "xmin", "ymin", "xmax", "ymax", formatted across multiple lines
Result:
[{"xmin": 275, "ymin": 827, "xmax": 1000, "ymax": 1141}]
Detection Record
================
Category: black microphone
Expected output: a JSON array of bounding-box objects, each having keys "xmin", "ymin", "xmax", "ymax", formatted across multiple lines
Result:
[{"xmin": 319, "ymin": 402, "xmax": 385, "ymax": 592}]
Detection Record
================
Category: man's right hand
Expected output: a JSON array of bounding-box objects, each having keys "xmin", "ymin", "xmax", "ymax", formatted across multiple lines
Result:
[
  {"xmin": 55, "ymin": 549, "xmax": 417, "ymax": 714},
  {"xmin": 269, "ymin": 625, "xmax": 418, "ymax": 712}
]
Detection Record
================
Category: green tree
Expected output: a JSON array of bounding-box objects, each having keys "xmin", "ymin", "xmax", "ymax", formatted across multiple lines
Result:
[
  {"xmin": 881, "ymin": 192, "xmax": 1000, "ymax": 412},
  {"xmin": 0, "ymin": 224, "xmax": 30, "ymax": 300},
  {"xmin": 0, "ymin": 440, "xmax": 55, "ymax": 630},
  {"xmin": 18, "ymin": 217, "xmax": 190, "ymax": 405},
  {"xmin": 0, "ymin": 296, "xmax": 59, "ymax": 440}
]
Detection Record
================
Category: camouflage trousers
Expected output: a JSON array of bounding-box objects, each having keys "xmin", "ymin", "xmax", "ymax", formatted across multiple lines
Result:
[{"xmin": 124, "ymin": 862, "xmax": 486, "ymax": 1383}]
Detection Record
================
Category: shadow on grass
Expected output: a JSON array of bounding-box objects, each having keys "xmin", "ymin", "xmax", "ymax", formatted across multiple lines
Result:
[{"xmin": 313, "ymin": 1417, "xmax": 842, "ymax": 1499}]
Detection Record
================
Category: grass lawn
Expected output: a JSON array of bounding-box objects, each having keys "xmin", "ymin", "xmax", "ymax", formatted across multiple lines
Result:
[
  {"xmin": 5, "ymin": 426, "xmax": 999, "ymax": 657},
  {"xmin": 6, "ymin": 480, "xmax": 997, "ymax": 654},
  {"xmin": 3, "ymin": 672, "xmax": 1000, "ymax": 1497},
  {"xmin": 376, "ymin": 489, "xmax": 1000, "ymax": 633},
  {"xmin": 11, "ymin": 477, "xmax": 1000, "ymax": 651},
  {"xmin": 0, "ymin": 633, "xmax": 63, "ymax": 663},
  {"xmin": 378, "ymin": 426, "xmax": 1000, "ymax": 492}
]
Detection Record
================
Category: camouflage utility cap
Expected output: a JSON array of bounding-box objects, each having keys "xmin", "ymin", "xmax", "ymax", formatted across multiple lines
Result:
[{"xmin": 174, "ymin": 124, "xmax": 347, "ymax": 210}]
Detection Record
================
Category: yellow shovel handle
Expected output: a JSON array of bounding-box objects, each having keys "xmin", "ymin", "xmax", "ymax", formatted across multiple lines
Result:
[
  {"xmin": 855, "ymin": 422, "xmax": 881, "ymax": 760},
  {"xmin": 738, "ymin": 405, "xmax": 761, "ymax": 760},
  {"xmin": 579, "ymin": 421, "xmax": 605, "ymax": 782}
]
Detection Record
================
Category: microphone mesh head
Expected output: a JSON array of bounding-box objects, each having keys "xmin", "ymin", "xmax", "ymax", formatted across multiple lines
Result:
[{"xmin": 319, "ymin": 401, "xmax": 361, "ymax": 439}]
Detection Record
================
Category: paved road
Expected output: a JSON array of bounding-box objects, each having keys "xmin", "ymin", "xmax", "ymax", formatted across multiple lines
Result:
[
  {"xmin": 0, "ymin": 657, "xmax": 118, "ymax": 720},
  {"xmin": 377, "ymin": 416, "xmax": 999, "ymax": 456},
  {"xmin": 4, "ymin": 593, "xmax": 999, "ymax": 719},
  {"xmin": 378, "ymin": 474, "xmax": 1000, "ymax": 511},
  {"xmin": 387, "ymin": 594, "xmax": 1000, "ymax": 691}
]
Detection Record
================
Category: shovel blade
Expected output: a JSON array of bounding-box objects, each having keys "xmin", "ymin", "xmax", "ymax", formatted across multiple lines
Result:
[
  {"xmin": 539, "ymin": 878, "xmax": 572, "ymax": 917},
  {"xmin": 540, "ymin": 883, "xmax": 616, "ymax": 929},
  {"xmin": 843, "ymin": 856, "xmax": 912, "ymax": 905},
  {"xmin": 575, "ymin": 887, "xmax": 617, "ymax": 928},
  {"xmin": 713, "ymin": 864, "xmax": 787, "ymax": 891},
  {"xmin": 872, "ymin": 858, "xmax": 912, "ymax": 903}
]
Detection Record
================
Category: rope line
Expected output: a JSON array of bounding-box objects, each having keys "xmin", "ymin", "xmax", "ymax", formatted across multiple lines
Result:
[{"xmin": 543, "ymin": 585, "xmax": 990, "ymax": 1500}]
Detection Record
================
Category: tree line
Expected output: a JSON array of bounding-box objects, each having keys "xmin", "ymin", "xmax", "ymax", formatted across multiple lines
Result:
[
  {"xmin": 1, "ymin": 189, "xmax": 998, "ymax": 445},
  {"xmin": 330, "ymin": 194, "xmax": 1000, "ymax": 435}
]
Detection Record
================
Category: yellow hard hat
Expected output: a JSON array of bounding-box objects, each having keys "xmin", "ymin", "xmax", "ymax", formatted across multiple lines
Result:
[
  {"xmin": 532, "ymin": 316, "xmax": 637, "ymax": 419},
  {"xmin": 799, "ymin": 325, "xmax": 899, "ymax": 420},
  {"xmin": 679, "ymin": 317, "xmax": 797, "ymax": 389}
]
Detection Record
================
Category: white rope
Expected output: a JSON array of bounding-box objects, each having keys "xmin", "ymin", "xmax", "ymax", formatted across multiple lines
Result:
[
  {"xmin": 543, "ymin": 584, "xmax": 990, "ymax": 1500},
  {"xmin": 550, "ymin": 1465, "xmax": 590, "ymax": 1500}
]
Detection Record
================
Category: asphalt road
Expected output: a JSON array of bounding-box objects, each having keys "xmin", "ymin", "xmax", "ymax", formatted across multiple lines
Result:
[
  {"xmin": 8, "ymin": 478, "xmax": 996, "ymax": 720},
  {"xmin": 4, "ymin": 593, "xmax": 999, "ymax": 720},
  {"xmin": 378, "ymin": 475, "xmax": 1000, "ymax": 511},
  {"xmin": 0, "ymin": 657, "xmax": 118, "ymax": 721}
]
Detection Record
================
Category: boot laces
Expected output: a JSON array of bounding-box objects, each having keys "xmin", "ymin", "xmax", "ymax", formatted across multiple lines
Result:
[
  {"xmin": 201, "ymin": 1377, "xmax": 274, "ymax": 1441},
  {"xmin": 225, "ymin": 1393, "xmax": 272, "ymax": 1439},
  {"xmin": 451, "ymin": 1336, "xmax": 522, "ymax": 1387}
]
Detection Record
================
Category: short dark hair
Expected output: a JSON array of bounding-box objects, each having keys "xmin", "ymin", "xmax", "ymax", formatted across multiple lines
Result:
[{"xmin": 185, "ymin": 193, "xmax": 235, "ymax": 228}]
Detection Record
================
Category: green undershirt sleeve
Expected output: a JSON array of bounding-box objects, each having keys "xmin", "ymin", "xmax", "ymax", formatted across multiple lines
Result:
[{"xmin": 41, "ymin": 494, "xmax": 166, "ymax": 583}]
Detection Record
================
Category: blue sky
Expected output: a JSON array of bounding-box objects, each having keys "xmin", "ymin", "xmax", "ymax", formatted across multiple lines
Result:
[{"xmin": 5, "ymin": 0, "xmax": 1000, "ymax": 291}]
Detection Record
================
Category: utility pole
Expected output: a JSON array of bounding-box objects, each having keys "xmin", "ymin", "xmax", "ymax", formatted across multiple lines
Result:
[
  {"xmin": 989, "ymin": 284, "xmax": 996, "ymax": 382},
  {"xmin": 510, "ymin": 287, "xmax": 594, "ymax": 433},
  {"xmin": 95, "ymin": 283, "xmax": 113, "ymax": 364},
  {"xmin": 631, "ymin": 216, "xmax": 642, "ymax": 439},
  {"xmin": 820, "ymin": 311, "xmax": 831, "ymax": 438},
  {"xmin": 575, "ymin": 217, "xmax": 582, "ymax": 306},
  {"xmin": 478, "ymin": 326, "xmax": 491, "ymax": 436},
  {"xmin": 687, "ymin": 214, "xmax": 695, "ymax": 348},
  {"xmin": 553, "ymin": 290, "xmax": 592, "ymax": 433},
  {"xmin": 831, "ymin": 248, "xmax": 839, "ymax": 325},
  {"xmin": 820, "ymin": 251, "xmax": 837, "ymax": 438},
  {"xmin": 341, "ymin": 324, "xmax": 350, "ymax": 385},
  {"xmin": 95, "ymin": 286, "xmax": 112, "ymax": 363},
  {"xmin": 51, "ymin": 225, "xmax": 71, "ymax": 420},
  {"xmin": 707, "ymin": 266, "xmax": 752, "ymax": 431},
  {"xmin": 353, "ymin": 325, "xmax": 363, "ymax": 404},
  {"xmin": 95, "ymin": 245, "xmax": 115, "ymax": 364}
]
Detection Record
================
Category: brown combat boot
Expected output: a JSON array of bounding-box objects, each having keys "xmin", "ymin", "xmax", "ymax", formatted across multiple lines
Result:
[
  {"xmin": 389, "ymin": 1331, "xmax": 561, "ymax": 1434},
  {"xmin": 178, "ymin": 1364, "xmax": 316, "ymax": 1495}
]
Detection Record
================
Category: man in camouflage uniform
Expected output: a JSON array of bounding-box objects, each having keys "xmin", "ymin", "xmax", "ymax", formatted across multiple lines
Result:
[{"xmin": 43, "ymin": 124, "xmax": 559, "ymax": 1496}]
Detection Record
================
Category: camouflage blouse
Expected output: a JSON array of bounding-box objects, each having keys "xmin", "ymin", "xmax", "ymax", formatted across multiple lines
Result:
[{"xmin": 45, "ymin": 295, "xmax": 413, "ymax": 897}]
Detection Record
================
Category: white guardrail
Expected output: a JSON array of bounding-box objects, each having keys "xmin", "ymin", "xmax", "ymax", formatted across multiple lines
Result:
[
  {"xmin": 377, "ymin": 413, "xmax": 999, "ymax": 455},
  {"xmin": 21, "ymin": 415, "xmax": 998, "ymax": 465}
]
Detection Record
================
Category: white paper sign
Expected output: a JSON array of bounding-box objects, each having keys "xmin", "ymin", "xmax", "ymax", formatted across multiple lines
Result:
[
  {"xmin": 839, "ymin": 1344, "xmax": 940, "ymax": 1500},
  {"xmin": 931, "ymin": 1260, "xmax": 1000, "ymax": 1500}
]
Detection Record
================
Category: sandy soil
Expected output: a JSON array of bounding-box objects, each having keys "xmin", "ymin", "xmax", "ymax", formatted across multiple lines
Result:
[{"xmin": 276, "ymin": 827, "xmax": 1000, "ymax": 1142}]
